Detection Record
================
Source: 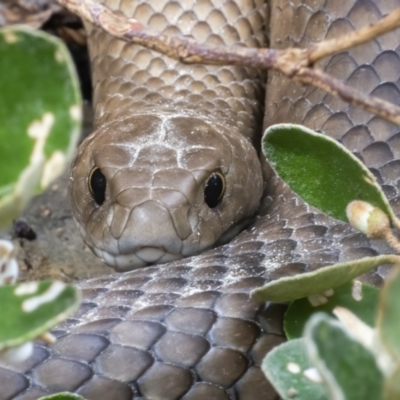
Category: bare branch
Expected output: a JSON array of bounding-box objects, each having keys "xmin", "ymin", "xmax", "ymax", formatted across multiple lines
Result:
[
  {"xmin": 309, "ymin": 8, "xmax": 400, "ymax": 63},
  {"xmin": 295, "ymin": 69, "xmax": 400, "ymax": 125},
  {"xmin": 56, "ymin": 0, "xmax": 400, "ymax": 125}
]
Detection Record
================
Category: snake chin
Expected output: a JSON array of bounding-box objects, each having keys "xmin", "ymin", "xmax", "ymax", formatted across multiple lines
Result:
[
  {"xmin": 92, "ymin": 245, "xmax": 183, "ymax": 272},
  {"xmin": 88, "ymin": 212, "xmax": 258, "ymax": 272}
]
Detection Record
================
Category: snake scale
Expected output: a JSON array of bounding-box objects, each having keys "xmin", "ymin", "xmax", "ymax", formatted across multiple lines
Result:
[{"xmin": 1, "ymin": 0, "xmax": 400, "ymax": 399}]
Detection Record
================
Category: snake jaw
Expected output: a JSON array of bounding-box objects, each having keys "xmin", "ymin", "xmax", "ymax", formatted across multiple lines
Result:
[{"xmin": 92, "ymin": 246, "xmax": 183, "ymax": 272}]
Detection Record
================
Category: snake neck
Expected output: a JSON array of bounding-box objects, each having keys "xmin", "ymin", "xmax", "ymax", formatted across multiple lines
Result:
[{"xmin": 84, "ymin": 0, "xmax": 269, "ymax": 145}]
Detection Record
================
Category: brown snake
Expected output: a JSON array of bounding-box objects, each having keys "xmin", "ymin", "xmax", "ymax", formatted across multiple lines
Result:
[{"xmin": 1, "ymin": 0, "xmax": 400, "ymax": 399}]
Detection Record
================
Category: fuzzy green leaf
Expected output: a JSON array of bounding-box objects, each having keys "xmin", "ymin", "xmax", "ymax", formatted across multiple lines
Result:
[
  {"xmin": 285, "ymin": 281, "xmax": 379, "ymax": 339},
  {"xmin": 305, "ymin": 313, "xmax": 383, "ymax": 400},
  {"xmin": 0, "ymin": 281, "xmax": 80, "ymax": 350},
  {"xmin": 252, "ymin": 255, "xmax": 396, "ymax": 303},
  {"xmin": 262, "ymin": 124, "xmax": 393, "ymax": 223},
  {"xmin": 0, "ymin": 26, "xmax": 81, "ymax": 226},
  {"xmin": 384, "ymin": 367, "xmax": 400, "ymax": 400},
  {"xmin": 262, "ymin": 338, "xmax": 328, "ymax": 400},
  {"xmin": 377, "ymin": 267, "xmax": 400, "ymax": 363}
]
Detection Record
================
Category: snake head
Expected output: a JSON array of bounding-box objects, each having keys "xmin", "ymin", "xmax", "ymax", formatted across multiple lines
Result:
[{"xmin": 69, "ymin": 114, "xmax": 263, "ymax": 271}]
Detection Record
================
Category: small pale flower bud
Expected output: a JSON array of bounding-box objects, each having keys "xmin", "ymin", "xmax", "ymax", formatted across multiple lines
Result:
[
  {"xmin": 368, "ymin": 208, "xmax": 391, "ymax": 238},
  {"xmin": 346, "ymin": 200, "xmax": 390, "ymax": 239}
]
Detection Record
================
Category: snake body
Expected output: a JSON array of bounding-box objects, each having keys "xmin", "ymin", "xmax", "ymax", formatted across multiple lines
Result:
[{"xmin": 1, "ymin": 0, "xmax": 400, "ymax": 399}]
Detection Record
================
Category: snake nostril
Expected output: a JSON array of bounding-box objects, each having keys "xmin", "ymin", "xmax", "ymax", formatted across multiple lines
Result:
[
  {"xmin": 204, "ymin": 172, "xmax": 225, "ymax": 208},
  {"xmin": 89, "ymin": 167, "xmax": 107, "ymax": 206}
]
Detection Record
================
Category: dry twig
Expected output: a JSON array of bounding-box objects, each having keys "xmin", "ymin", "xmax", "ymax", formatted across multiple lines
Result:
[
  {"xmin": 56, "ymin": 0, "xmax": 400, "ymax": 125},
  {"xmin": 308, "ymin": 8, "xmax": 400, "ymax": 63}
]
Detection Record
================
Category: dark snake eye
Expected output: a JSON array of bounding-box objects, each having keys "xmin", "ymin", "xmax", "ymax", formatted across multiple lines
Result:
[
  {"xmin": 89, "ymin": 167, "xmax": 106, "ymax": 206},
  {"xmin": 204, "ymin": 172, "xmax": 225, "ymax": 208}
]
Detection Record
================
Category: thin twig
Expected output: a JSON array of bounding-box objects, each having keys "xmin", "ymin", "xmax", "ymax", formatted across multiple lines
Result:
[
  {"xmin": 56, "ymin": 0, "xmax": 400, "ymax": 125},
  {"xmin": 309, "ymin": 8, "xmax": 400, "ymax": 63},
  {"xmin": 295, "ymin": 69, "xmax": 400, "ymax": 126}
]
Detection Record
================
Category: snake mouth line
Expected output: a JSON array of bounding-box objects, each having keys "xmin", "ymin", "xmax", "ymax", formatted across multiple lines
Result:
[{"xmin": 95, "ymin": 246, "xmax": 183, "ymax": 271}]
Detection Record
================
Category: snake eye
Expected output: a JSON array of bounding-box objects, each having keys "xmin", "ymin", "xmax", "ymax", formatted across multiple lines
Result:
[
  {"xmin": 204, "ymin": 172, "xmax": 225, "ymax": 208},
  {"xmin": 89, "ymin": 167, "xmax": 106, "ymax": 206}
]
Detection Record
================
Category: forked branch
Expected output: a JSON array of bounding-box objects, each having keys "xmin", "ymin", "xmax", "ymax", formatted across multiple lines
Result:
[{"xmin": 56, "ymin": 0, "xmax": 400, "ymax": 125}]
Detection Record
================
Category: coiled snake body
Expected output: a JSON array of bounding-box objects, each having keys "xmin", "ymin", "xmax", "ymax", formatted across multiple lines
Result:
[{"xmin": 2, "ymin": 0, "xmax": 400, "ymax": 399}]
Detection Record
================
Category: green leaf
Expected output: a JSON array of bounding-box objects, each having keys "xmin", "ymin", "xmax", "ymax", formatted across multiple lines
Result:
[
  {"xmin": 305, "ymin": 313, "xmax": 383, "ymax": 400},
  {"xmin": 252, "ymin": 255, "xmax": 397, "ymax": 303},
  {"xmin": 285, "ymin": 281, "xmax": 379, "ymax": 339},
  {"xmin": 377, "ymin": 267, "xmax": 400, "ymax": 363},
  {"xmin": 262, "ymin": 124, "xmax": 393, "ymax": 223},
  {"xmin": 0, "ymin": 280, "xmax": 80, "ymax": 350},
  {"xmin": 262, "ymin": 338, "xmax": 328, "ymax": 400},
  {"xmin": 0, "ymin": 26, "xmax": 81, "ymax": 226},
  {"xmin": 39, "ymin": 393, "xmax": 86, "ymax": 400},
  {"xmin": 384, "ymin": 367, "xmax": 400, "ymax": 400}
]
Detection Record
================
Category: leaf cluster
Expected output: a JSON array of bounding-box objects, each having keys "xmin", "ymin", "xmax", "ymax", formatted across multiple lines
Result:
[{"xmin": 259, "ymin": 125, "xmax": 400, "ymax": 400}]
